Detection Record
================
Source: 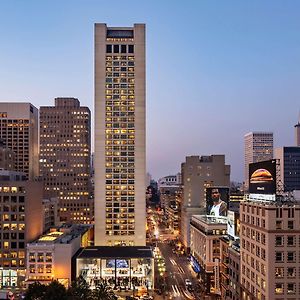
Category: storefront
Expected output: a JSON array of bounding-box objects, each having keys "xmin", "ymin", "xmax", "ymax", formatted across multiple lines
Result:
[
  {"xmin": 190, "ymin": 255, "xmax": 201, "ymax": 274},
  {"xmin": 0, "ymin": 269, "xmax": 24, "ymax": 289},
  {"xmin": 73, "ymin": 246, "xmax": 154, "ymax": 292}
]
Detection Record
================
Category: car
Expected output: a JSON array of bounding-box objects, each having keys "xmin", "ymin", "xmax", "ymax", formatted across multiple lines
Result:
[{"xmin": 185, "ymin": 278, "xmax": 192, "ymax": 287}]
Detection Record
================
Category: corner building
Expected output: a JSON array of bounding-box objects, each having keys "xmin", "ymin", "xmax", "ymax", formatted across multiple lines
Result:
[
  {"xmin": 94, "ymin": 24, "xmax": 146, "ymax": 246},
  {"xmin": 240, "ymin": 201, "xmax": 300, "ymax": 300}
]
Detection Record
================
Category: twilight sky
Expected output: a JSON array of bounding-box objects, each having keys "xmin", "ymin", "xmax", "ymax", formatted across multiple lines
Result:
[{"xmin": 0, "ymin": 1, "xmax": 299, "ymax": 182}]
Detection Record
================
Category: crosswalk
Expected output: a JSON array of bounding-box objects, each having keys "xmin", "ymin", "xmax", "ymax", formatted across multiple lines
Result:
[
  {"xmin": 171, "ymin": 284, "xmax": 181, "ymax": 297},
  {"xmin": 170, "ymin": 259, "xmax": 185, "ymax": 274},
  {"xmin": 170, "ymin": 258, "xmax": 177, "ymax": 266}
]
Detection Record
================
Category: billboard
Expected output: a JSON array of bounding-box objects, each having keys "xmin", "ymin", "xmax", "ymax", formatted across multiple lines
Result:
[
  {"xmin": 227, "ymin": 210, "xmax": 240, "ymax": 239},
  {"xmin": 206, "ymin": 187, "xmax": 229, "ymax": 216},
  {"xmin": 249, "ymin": 159, "xmax": 276, "ymax": 194}
]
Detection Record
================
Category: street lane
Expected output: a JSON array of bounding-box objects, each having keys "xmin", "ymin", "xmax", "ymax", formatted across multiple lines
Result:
[{"xmin": 148, "ymin": 208, "xmax": 204, "ymax": 299}]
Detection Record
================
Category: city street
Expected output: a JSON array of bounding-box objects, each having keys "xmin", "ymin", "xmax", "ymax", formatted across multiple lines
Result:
[
  {"xmin": 147, "ymin": 207, "xmax": 203, "ymax": 300},
  {"xmin": 156, "ymin": 236, "xmax": 202, "ymax": 300}
]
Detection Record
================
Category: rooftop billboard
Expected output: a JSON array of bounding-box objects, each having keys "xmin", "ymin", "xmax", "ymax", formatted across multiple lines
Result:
[
  {"xmin": 249, "ymin": 159, "xmax": 276, "ymax": 195},
  {"xmin": 206, "ymin": 187, "xmax": 229, "ymax": 217}
]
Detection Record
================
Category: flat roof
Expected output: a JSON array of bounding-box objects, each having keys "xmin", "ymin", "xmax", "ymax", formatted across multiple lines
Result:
[
  {"xmin": 192, "ymin": 215, "xmax": 228, "ymax": 225},
  {"xmin": 29, "ymin": 224, "xmax": 92, "ymax": 245},
  {"xmin": 76, "ymin": 246, "xmax": 153, "ymax": 259}
]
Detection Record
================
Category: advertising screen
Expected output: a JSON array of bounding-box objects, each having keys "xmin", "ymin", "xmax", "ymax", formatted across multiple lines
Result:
[
  {"xmin": 249, "ymin": 159, "xmax": 276, "ymax": 194},
  {"xmin": 206, "ymin": 187, "xmax": 229, "ymax": 216},
  {"xmin": 106, "ymin": 259, "xmax": 129, "ymax": 268},
  {"xmin": 227, "ymin": 211, "xmax": 235, "ymax": 238}
]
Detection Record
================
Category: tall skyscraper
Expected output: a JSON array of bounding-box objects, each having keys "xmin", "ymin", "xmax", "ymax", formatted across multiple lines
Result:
[
  {"xmin": 244, "ymin": 132, "xmax": 273, "ymax": 190},
  {"xmin": 94, "ymin": 24, "xmax": 146, "ymax": 246},
  {"xmin": 40, "ymin": 98, "xmax": 92, "ymax": 223},
  {"xmin": 0, "ymin": 103, "xmax": 39, "ymax": 179}
]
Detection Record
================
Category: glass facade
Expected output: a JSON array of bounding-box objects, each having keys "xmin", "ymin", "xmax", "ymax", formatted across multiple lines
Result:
[{"xmin": 77, "ymin": 257, "xmax": 153, "ymax": 291}]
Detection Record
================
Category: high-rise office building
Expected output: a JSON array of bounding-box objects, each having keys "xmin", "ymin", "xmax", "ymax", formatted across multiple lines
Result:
[
  {"xmin": 180, "ymin": 155, "xmax": 230, "ymax": 250},
  {"xmin": 0, "ymin": 103, "xmax": 39, "ymax": 179},
  {"xmin": 40, "ymin": 98, "xmax": 92, "ymax": 223},
  {"xmin": 94, "ymin": 24, "xmax": 146, "ymax": 246},
  {"xmin": 244, "ymin": 132, "xmax": 273, "ymax": 190},
  {"xmin": 275, "ymin": 146, "xmax": 300, "ymax": 192}
]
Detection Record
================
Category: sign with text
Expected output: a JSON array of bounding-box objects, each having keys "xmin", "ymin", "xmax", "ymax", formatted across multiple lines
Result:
[{"xmin": 249, "ymin": 160, "xmax": 276, "ymax": 195}]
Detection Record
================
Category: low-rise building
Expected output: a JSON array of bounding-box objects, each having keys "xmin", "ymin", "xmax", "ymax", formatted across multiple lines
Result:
[
  {"xmin": 26, "ymin": 224, "xmax": 93, "ymax": 287},
  {"xmin": 157, "ymin": 173, "xmax": 181, "ymax": 189},
  {"xmin": 74, "ymin": 246, "xmax": 154, "ymax": 293},
  {"xmin": 190, "ymin": 215, "xmax": 227, "ymax": 295}
]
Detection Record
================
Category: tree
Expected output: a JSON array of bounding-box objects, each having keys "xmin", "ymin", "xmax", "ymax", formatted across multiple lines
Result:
[
  {"xmin": 24, "ymin": 282, "xmax": 47, "ymax": 300},
  {"xmin": 67, "ymin": 275, "xmax": 93, "ymax": 300},
  {"xmin": 43, "ymin": 281, "xmax": 68, "ymax": 300},
  {"xmin": 92, "ymin": 282, "xmax": 116, "ymax": 300}
]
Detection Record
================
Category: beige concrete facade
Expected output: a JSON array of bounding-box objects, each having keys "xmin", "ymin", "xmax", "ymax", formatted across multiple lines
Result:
[
  {"xmin": 240, "ymin": 200, "xmax": 300, "ymax": 300},
  {"xmin": 40, "ymin": 98, "xmax": 92, "ymax": 224},
  {"xmin": 244, "ymin": 132, "xmax": 273, "ymax": 190},
  {"xmin": 94, "ymin": 24, "xmax": 146, "ymax": 246},
  {"xmin": 26, "ymin": 225, "xmax": 92, "ymax": 287},
  {"xmin": 0, "ymin": 103, "xmax": 39, "ymax": 180},
  {"xmin": 180, "ymin": 155, "xmax": 230, "ymax": 249},
  {"xmin": 220, "ymin": 237, "xmax": 241, "ymax": 300},
  {"xmin": 190, "ymin": 215, "xmax": 227, "ymax": 295}
]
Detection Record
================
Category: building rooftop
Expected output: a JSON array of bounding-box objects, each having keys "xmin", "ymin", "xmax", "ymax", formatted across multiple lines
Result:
[
  {"xmin": 192, "ymin": 215, "xmax": 228, "ymax": 225},
  {"xmin": 29, "ymin": 224, "xmax": 92, "ymax": 245},
  {"xmin": 76, "ymin": 246, "xmax": 153, "ymax": 259}
]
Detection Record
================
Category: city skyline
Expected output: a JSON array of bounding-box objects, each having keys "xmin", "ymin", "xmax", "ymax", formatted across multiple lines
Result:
[{"xmin": 0, "ymin": 1, "xmax": 300, "ymax": 181}]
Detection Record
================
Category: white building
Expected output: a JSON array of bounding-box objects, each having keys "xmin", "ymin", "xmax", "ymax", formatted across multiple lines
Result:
[
  {"xmin": 157, "ymin": 173, "xmax": 181, "ymax": 189},
  {"xmin": 26, "ymin": 224, "xmax": 92, "ymax": 287}
]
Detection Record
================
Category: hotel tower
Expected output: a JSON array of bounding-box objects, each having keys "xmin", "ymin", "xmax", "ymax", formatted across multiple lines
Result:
[{"xmin": 94, "ymin": 24, "xmax": 146, "ymax": 246}]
